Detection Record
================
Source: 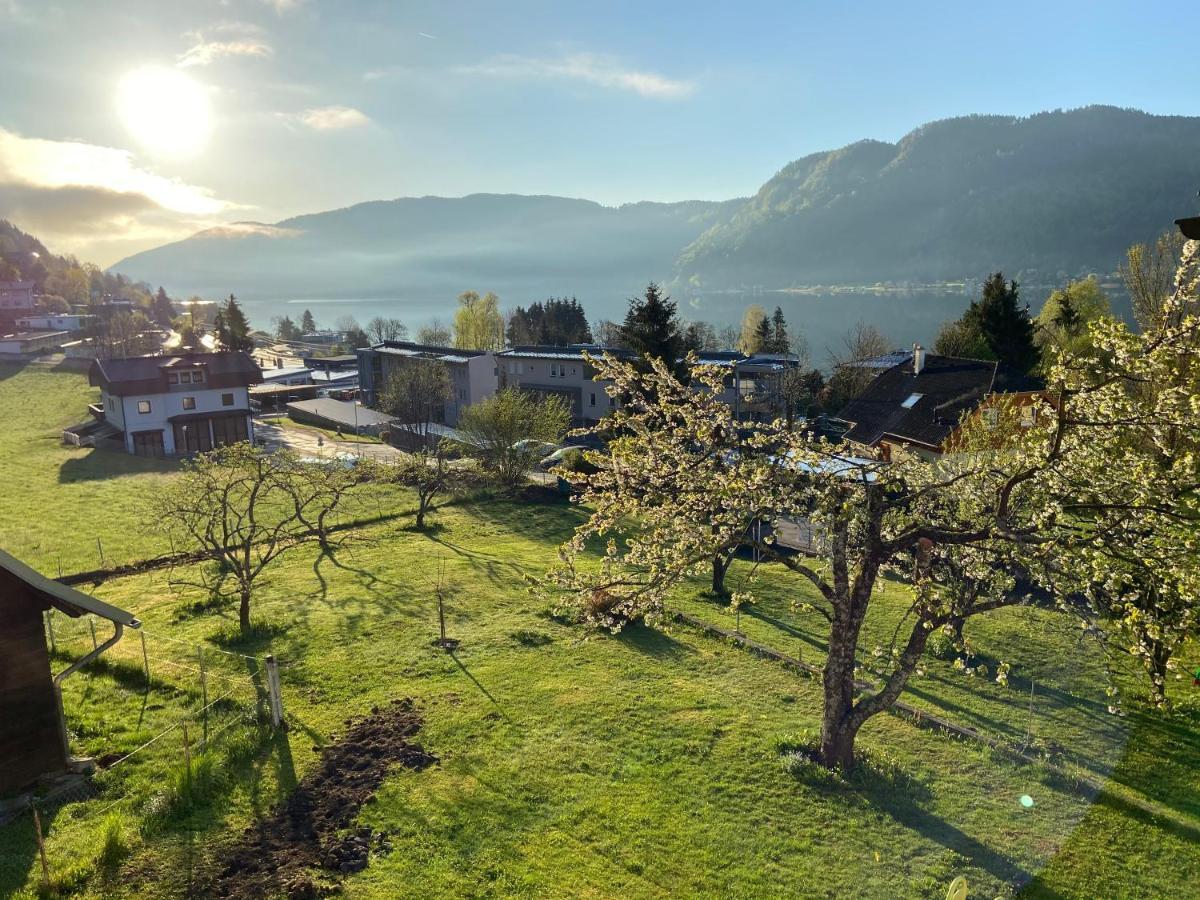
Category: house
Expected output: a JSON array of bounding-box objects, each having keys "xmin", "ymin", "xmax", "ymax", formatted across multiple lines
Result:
[
  {"xmin": 0, "ymin": 330, "xmax": 70, "ymax": 357},
  {"xmin": 260, "ymin": 365, "xmax": 314, "ymax": 387},
  {"xmin": 838, "ymin": 345, "xmax": 1044, "ymax": 461},
  {"xmin": 0, "ymin": 280, "xmax": 36, "ymax": 318},
  {"xmin": 88, "ymin": 351, "xmax": 263, "ymax": 457},
  {"xmin": 16, "ymin": 314, "xmax": 96, "ymax": 332},
  {"xmin": 495, "ymin": 345, "xmax": 805, "ymax": 427},
  {"xmin": 357, "ymin": 341, "xmax": 497, "ymax": 427},
  {"xmin": 0, "ymin": 549, "xmax": 139, "ymax": 796}
]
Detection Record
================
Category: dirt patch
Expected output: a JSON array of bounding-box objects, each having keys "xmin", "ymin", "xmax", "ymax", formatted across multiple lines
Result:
[{"xmin": 200, "ymin": 698, "xmax": 437, "ymax": 899}]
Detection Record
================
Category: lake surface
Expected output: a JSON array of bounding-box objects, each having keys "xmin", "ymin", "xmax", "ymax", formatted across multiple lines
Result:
[{"xmin": 236, "ymin": 285, "xmax": 1130, "ymax": 369}]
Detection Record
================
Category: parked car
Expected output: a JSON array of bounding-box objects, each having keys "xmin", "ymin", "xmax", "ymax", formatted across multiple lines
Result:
[
  {"xmin": 538, "ymin": 446, "xmax": 590, "ymax": 471},
  {"xmin": 514, "ymin": 438, "xmax": 559, "ymax": 458}
]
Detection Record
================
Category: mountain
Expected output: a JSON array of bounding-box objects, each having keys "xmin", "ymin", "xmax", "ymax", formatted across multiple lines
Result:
[
  {"xmin": 675, "ymin": 106, "xmax": 1200, "ymax": 290},
  {"xmin": 112, "ymin": 194, "xmax": 741, "ymax": 312},
  {"xmin": 111, "ymin": 107, "xmax": 1200, "ymax": 323}
]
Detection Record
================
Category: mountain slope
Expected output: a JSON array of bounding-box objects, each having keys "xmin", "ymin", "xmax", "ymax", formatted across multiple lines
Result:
[
  {"xmin": 112, "ymin": 193, "xmax": 741, "ymax": 305},
  {"xmin": 675, "ymin": 106, "xmax": 1200, "ymax": 289}
]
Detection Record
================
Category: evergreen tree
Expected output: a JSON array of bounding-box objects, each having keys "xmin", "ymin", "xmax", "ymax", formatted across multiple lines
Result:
[
  {"xmin": 619, "ymin": 283, "xmax": 682, "ymax": 370},
  {"xmin": 300, "ymin": 309, "xmax": 317, "ymax": 333},
  {"xmin": 215, "ymin": 294, "xmax": 254, "ymax": 351},
  {"xmin": 975, "ymin": 273, "xmax": 1039, "ymax": 373},
  {"xmin": 151, "ymin": 286, "xmax": 174, "ymax": 327},
  {"xmin": 768, "ymin": 306, "xmax": 790, "ymax": 354},
  {"xmin": 753, "ymin": 314, "xmax": 772, "ymax": 355}
]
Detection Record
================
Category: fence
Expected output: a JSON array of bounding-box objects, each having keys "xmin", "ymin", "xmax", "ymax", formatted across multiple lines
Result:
[{"xmin": 0, "ymin": 610, "xmax": 290, "ymax": 892}]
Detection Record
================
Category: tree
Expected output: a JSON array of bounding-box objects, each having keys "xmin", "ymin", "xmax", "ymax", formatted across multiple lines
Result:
[
  {"xmin": 215, "ymin": 294, "xmax": 254, "ymax": 351},
  {"xmin": 738, "ymin": 304, "xmax": 768, "ymax": 354},
  {"xmin": 334, "ymin": 315, "xmax": 370, "ymax": 350},
  {"xmin": 1035, "ymin": 277, "xmax": 1111, "ymax": 355},
  {"xmin": 594, "ymin": 320, "xmax": 626, "ymax": 348},
  {"xmin": 619, "ymin": 283, "xmax": 681, "ymax": 369},
  {"xmin": 366, "ymin": 316, "xmax": 408, "ymax": 344},
  {"xmin": 716, "ymin": 324, "xmax": 741, "ymax": 351},
  {"xmin": 768, "ymin": 306, "xmax": 791, "ymax": 354},
  {"xmin": 975, "ymin": 274, "xmax": 1038, "ymax": 373},
  {"xmin": 378, "ymin": 361, "xmax": 452, "ymax": 442},
  {"xmin": 507, "ymin": 297, "xmax": 592, "ymax": 346},
  {"xmin": 273, "ymin": 315, "xmax": 301, "ymax": 341},
  {"xmin": 455, "ymin": 388, "xmax": 570, "ymax": 490},
  {"xmin": 546, "ymin": 269, "xmax": 1200, "ymax": 770},
  {"xmin": 453, "ymin": 291, "xmax": 505, "ymax": 350},
  {"xmin": 153, "ymin": 445, "xmax": 360, "ymax": 632},
  {"xmin": 151, "ymin": 286, "xmax": 175, "ymax": 327},
  {"xmin": 933, "ymin": 316, "xmax": 991, "ymax": 359},
  {"xmin": 681, "ymin": 321, "xmax": 719, "ymax": 353},
  {"xmin": 1120, "ymin": 230, "xmax": 1186, "ymax": 330},
  {"xmin": 301, "ymin": 309, "xmax": 317, "ymax": 333},
  {"xmin": 826, "ymin": 322, "xmax": 890, "ymax": 410},
  {"xmin": 386, "ymin": 444, "xmax": 473, "ymax": 530},
  {"xmin": 38, "ymin": 294, "xmax": 70, "ymax": 314},
  {"xmin": 417, "ymin": 318, "xmax": 452, "ymax": 346}
]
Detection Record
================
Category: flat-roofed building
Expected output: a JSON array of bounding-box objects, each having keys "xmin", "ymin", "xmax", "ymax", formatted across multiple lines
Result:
[{"xmin": 357, "ymin": 341, "xmax": 497, "ymax": 427}]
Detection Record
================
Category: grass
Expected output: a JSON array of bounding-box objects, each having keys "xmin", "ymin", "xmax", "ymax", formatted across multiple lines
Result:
[
  {"xmin": 0, "ymin": 363, "xmax": 1198, "ymax": 898},
  {"xmin": 272, "ymin": 416, "xmax": 385, "ymax": 445}
]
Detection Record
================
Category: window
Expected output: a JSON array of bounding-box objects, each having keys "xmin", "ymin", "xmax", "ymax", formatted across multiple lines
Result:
[
  {"xmin": 179, "ymin": 371, "xmax": 191, "ymax": 384},
  {"xmin": 900, "ymin": 392, "xmax": 924, "ymax": 409},
  {"xmin": 222, "ymin": 393, "xmax": 235, "ymax": 407},
  {"xmin": 1020, "ymin": 405, "xmax": 1037, "ymax": 428},
  {"xmin": 983, "ymin": 408, "xmax": 1000, "ymax": 429},
  {"xmin": 107, "ymin": 397, "xmax": 114, "ymax": 411},
  {"xmin": 167, "ymin": 373, "xmax": 179, "ymax": 384},
  {"xmin": 182, "ymin": 396, "xmax": 196, "ymax": 410},
  {"xmin": 137, "ymin": 400, "xmax": 151, "ymax": 414},
  {"xmin": 211, "ymin": 415, "xmax": 249, "ymax": 447},
  {"xmin": 192, "ymin": 369, "xmax": 204, "ymax": 384},
  {"xmin": 589, "ymin": 392, "xmax": 596, "ymax": 407}
]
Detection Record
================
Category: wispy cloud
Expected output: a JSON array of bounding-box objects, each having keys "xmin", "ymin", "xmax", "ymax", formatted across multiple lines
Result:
[
  {"xmin": 298, "ymin": 105, "xmax": 371, "ymax": 130},
  {"xmin": 459, "ymin": 52, "xmax": 696, "ymax": 99},
  {"xmin": 261, "ymin": 0, "xmax": 304, "ymax": 14},
  {"xmin": 0, "ymin": 128, "xmax": 240, "ymax": 263},
  {"xmin": 418, "ymin": 32, "xmax": 436, "ymax": 40},
  {"xmin": 178, "ymin": 38, "xmax": 273, "ymax": 68}
]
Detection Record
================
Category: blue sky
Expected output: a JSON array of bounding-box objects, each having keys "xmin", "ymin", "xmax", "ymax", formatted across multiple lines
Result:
[{"xmin": 1, "ymin": 0, "xmax": 1197, "ymax": 264}]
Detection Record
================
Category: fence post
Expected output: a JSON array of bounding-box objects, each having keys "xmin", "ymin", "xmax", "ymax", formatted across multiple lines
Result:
[
  {"xmin": 140, "ymin": 631, "xmax": 150, "ymax": 686},
  {"xmin": 182, "ymin": 723, "xmax": 191, "ymax": 776},
  {"xmin": 96, "ymin": 537, "xmax": 105, "ymax": 569},
  {"xmin": 45, "ymin": 610, "xmax": 56, "ymax": 655},
  {"xmin": 31, "ymin": 803, "xmax": 49, "ymax": 887},
  {"xmin": 265, "ymin": 655, "xmax": 285, "ymax": 730},
  {"xmin": 89, "ymin": 618, "xmax": 97, "ymax": 651},
  {"xmin": 198, "ymin": 647, "xmax": 209, "ymax": 747}
]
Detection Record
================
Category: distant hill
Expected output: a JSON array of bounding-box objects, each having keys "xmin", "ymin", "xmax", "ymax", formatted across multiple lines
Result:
[
  {"xmin": 112, "ymin": 194, "xmax": 742, "ymax": 312},
  {"xmin": 111, "ymin": 107, "xmax": 1200, "ymax": 322},
  {"xmin": 676, "ymin": 106, "xmax": 1200, "ymax": 290}
]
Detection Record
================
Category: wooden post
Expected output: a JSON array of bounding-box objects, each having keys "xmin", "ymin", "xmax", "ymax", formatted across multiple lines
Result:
[
  {"xmin": 182, "ymin": 722, "xmax": 191, "ymax": 776},
  {"xmin": 89, "ymin": 618, "xmax": 97, "ymax": 651},
  {"xmin": 265, "ymin": 655, "xmax": 285, "ymax": 729},
  {"xmin": 140, "ymin": 631, "xmax": 150, "ymax": 687},
  {"xmin": 31, "ymin": 803, "xmax": 49, "ymax": 886},
  {"xmin": 96, "ymin": 537, "xmax": 105, "ymax": 568},
  {"xmin": 198, "ymin": 647, "xmax": 209, "ymax": 747},
  {"xmin": 45, "ymin": 610, "xmax": 56, "ymax": 654},
  {"xmin": 438, "ymin": 591, "xmax": 447, "ymax": 645}
]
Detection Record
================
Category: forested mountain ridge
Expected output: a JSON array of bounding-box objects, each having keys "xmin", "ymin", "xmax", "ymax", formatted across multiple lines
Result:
[{"xmin": 676, "ymin": 106, "xmax": 1200, "ymax": 289}]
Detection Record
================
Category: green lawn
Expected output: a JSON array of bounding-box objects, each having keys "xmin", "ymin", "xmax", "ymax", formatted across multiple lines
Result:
[{"xmin": 1, "ymin": 363, "xmax": 1198, "ymax": 898}]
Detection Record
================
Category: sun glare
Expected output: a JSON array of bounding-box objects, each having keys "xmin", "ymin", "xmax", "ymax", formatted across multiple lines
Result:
[{"xmin": 117, "ymin": 66, "xmax": 212, "ymax": 157}]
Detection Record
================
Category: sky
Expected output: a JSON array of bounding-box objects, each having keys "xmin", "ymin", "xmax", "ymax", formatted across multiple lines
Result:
[{"xmin": 1, "ymin": 0, "xmax": 1198, "ymax": 267}]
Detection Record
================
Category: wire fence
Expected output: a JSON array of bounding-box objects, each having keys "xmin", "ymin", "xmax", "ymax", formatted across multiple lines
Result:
[{"xmin": 0, "ymin": 610, "xmax": 289, "ymax": 893}]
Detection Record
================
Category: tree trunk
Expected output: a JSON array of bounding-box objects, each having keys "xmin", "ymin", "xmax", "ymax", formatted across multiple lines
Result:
[
  {"xmin": 1148, "ymin": 637, "xmax": 1170, "ymax": 707},
  {"xmin": 711, "ymin": 552, "xmax": 729, "ymax": 596},
  {"xmin": 818, "ymin": 605, "xmax": 864, "ymax": 770},
  {"xmin": 415, "ymin": 504, "xmax": 426, "ymax": 530},
  {"xmin": 239, "ymin": 585, "xmax": 252, "ymax": 633}
]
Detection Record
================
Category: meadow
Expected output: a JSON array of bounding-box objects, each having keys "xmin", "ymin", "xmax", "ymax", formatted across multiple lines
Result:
[{"xmin": 0, "ymin": 361, "xmax": 1196, "ymax": 898}]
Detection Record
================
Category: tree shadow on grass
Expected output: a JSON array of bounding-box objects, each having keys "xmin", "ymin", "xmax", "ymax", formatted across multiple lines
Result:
[
  {"xmin": 58, "ymin": 450, "xmax": 175, "ymax": 483},
  {"xmin": 614, "ymin": 622, "xmax": 695, "ymax": 659}
]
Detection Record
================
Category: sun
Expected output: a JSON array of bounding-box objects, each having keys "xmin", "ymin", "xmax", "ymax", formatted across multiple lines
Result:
[{"xmin": 117, "ymin": 66, "xmax": 212, "ymax": 157}]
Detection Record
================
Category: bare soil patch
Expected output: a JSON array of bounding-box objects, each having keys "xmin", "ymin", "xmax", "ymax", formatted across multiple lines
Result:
[{"xmin": 200, "ymin": 698, "xmax": 437, "ymax": 898}]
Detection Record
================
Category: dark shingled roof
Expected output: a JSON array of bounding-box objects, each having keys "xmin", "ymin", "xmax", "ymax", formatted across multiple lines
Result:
[
  {"xmin": 839, "ymin": 355, "xmax": 1042, "ymax": 449},
  {"xmin": 90, "ymin": 352, "xmax": 262, "ymax": 396}
]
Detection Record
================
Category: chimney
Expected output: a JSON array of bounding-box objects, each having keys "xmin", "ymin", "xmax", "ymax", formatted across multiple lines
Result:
[{"xmin": 912, "ymin": 343, "xmax": 925, "ymax": 376}]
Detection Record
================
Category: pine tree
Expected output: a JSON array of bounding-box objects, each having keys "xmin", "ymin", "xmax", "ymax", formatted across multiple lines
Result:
[
  {"xmin": 301, "ymin": 309, "xmax": 316, "ymax": 333},
  {"xmin": 151, "ymin": 286, "xmax": 174, "ymax": 327},
  {"xmin": 769, "ymin": 306, "xmax": 790, "ymax": 354},
  {"xmin": 620, "ymin": 283, "xmax": 682, "ymax": 370},
  {"xmin": 216, "ymin": 294, "xmax": 254, "ymax": 351},
  {"xmin": 976, "ymin": 273, "xmax": 1039, "ymax": 373},
  {"xmin": 753, "ymin": 314, "xmax": 772, "ymax": 355}
]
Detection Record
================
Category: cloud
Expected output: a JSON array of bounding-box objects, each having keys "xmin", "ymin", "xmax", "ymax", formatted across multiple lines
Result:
[
  {"xmin": 298, "ymin": 105, "xmax": 370, "ymax": 130},
  {"xmin": 261, "ymin": 0, "xmax": 304, "ymax": 13},
  {"xmin": 0, "ymin": 128, "xmax": 241, "ymax": 264},
  {"xmin": 198, "ymin": 222, "xmax": 303, "ymax": 239},
  {"xmin": 179, "ymin": 38, "xmax": 273, "ymax": 68},
  {"xmin": 459, "ymin": 53, "xmax": 695, "ymax": 99}
]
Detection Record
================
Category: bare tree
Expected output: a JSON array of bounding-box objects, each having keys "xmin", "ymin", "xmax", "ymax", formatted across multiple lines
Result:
[
  {"xmin": 388, "ymin": 443, "xmax": 476, "ymax": 530},
  {"xmin": 417, "ymin": 317, "xmax": 452, "ymax": 346},
  {"xmin": 366, "ymin": 316, "xmax": 408, "ymax": 344},
  {"xmin": 377, "ymin": 361, "xmax": 453, "ymax": 444},
  {"xmin": 826, "ymin": 321, "xmax": 891, "ymax": 410},
  {"xmin": 1120, "ymin": 230, "xmax": 1186, "ymax": 329}
]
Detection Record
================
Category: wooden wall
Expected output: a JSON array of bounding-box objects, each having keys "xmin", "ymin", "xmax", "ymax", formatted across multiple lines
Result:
[{"xmin": 0, "ymin": 577, "xmax": 68, "ymax": 795}]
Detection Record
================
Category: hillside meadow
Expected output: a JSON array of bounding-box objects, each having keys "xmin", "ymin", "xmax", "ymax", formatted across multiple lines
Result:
[{"xmin": 0, "ymin": 361, "xmax": 1196, "ymax": 898}]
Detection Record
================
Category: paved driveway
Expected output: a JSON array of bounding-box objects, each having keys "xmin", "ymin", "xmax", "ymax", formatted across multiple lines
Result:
[{"xmin": 254, "ymin": 417, "xmax": 403, "ymax": 463}]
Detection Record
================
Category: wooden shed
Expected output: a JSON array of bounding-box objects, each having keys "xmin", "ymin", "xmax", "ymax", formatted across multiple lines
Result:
[{"xmin": 0, "ymin": 550, "xmax": 139, "ymax": 796}]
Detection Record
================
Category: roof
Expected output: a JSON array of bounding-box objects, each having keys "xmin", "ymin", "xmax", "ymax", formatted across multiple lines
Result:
[
  {"xmin": 0, "ymin": 280, "xmax": 35, "ymax": 290},
  {"xmin": 839, "ymin": 354, "xmax": 1043, "ymax": 449},
  {"xmin": 286, "ymin": 398, "xmax": 395, "ymax": 428},
  {"xmin": 847, "ymin": 350, "xmax": 916, "ymax": 370},
  {"xmin": 261, "ymin": 366, "xmax": 313, "ymax": 381},
  {"xmin": 0, "ymin": 549, "xmax": 139, "ymax": 626},
  {"xmin": 90, "ymin": 352, "xmax": 263, "ymax": 396},
  {"xmin": 364, "ymin": 340, "xmax": 488, "ymax": 363},
  {"xmin": 497, "ymin": 344, "xmax": 635, "ymax": 361},
  {"xmin": 0, "ymin": 330, "xmax": 70, "ymax": 341}
]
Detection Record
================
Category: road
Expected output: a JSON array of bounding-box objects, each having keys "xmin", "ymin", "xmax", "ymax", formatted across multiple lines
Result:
[{"xmin": 254, "ymin": 417, "xmax": 403, "ymax": 463}]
